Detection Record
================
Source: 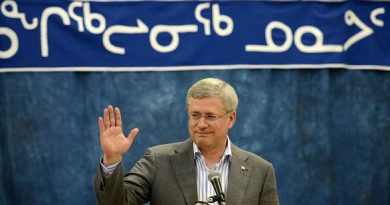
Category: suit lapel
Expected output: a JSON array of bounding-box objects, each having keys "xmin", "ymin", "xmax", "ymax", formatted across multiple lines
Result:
[
  {"xmin": 170, "ymin": 138, "xmax": 198, "ymax": 205},
  {"xmin": 226, "ymin": 144, "xmax": 251, "ymax": 205}
]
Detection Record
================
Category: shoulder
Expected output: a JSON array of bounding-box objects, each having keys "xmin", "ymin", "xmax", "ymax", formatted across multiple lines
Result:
[
  {"xmin": 232, "ymin": 143, "xmax": 273, "ymax": 168},
  {"xmin": 148, "ymin": 138, "xmax": 192, "ymax": 155}
]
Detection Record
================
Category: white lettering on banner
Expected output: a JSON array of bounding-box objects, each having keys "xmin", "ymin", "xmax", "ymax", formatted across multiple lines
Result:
[
  {"xmin": 294, "ymin": 26, "xmax": 343, "ymax": 53},
  {"xmin": 246, "ymin": 8, "xmax": 385, "ymax": 53},
  {"xmin": 0, "ymin": 1, "xmax": 386, "ymax": 58},
  {"xmin": 0, "ymin": 27, "xmax": 18, "ymax": 59},
  {"xmin": 245, "ymin": 21, "xmax": 293, "ymax": 52},
  {"xmin": 1, "ymin": 0, "xmax": 38, "ymax": 30},
  {"xmin": 103, "ymin": 19, "xmax": 149, "ymax": 55},
  {"xmin": 343, "ymin": 10, "xmax": 373, "ymax": 51},
  {"xmin": 150, "ymin": 24, "xmax": 198, "ymax": 53},
  {"xmin": 83, "ymin": 2, "xmax": 106, "ymax": 34},
  {"xmin": 212, "ymin": 4, "xmax": 234, "ymax": 36},
  {"xmin": 370, "ymin": 7, "xmax": 385, "ymax": 27},
  {"xmin": 68, "ymin": 1, "xmax": 84, "ymax": 32},
  {"xmin": 195, "ymin": 3, "xmax": 211, "ymax": 36},
  {"xmin": 194, "ymin": 3, "xmax": 234, "ymax": 37},
  {"xmin": 40, "ymin": 7, "xmax": 71, "ymax": 57}
]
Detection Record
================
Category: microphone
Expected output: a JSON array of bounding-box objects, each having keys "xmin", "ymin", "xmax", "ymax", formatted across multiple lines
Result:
[{"xmin": 208, "ymin": 171, "xmax": 226, "ymax": 204}]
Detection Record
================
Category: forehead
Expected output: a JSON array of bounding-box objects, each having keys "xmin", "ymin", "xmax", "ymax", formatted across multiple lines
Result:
[{"xmin": 187, "ymin": 97, "xmax": 224, "ymax": 113}]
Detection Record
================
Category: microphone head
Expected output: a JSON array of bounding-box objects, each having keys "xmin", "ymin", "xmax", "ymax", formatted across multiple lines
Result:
[{"xmin": 208, "ymin": 171, "xmax": 221, "ymax": 181}]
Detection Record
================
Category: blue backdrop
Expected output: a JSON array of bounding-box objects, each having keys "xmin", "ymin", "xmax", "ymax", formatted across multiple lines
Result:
[
  {"xmin": 1, "ymin": 1, "xmax": 390, "ymax": 205},
  {"xmin": 1, "ymin": 70, "xmax": 389, "ymax": 205}
]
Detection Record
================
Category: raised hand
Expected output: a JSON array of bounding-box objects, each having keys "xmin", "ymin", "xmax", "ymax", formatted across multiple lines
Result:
[{"xmin": 98, "ymin": 105, "xmax": 139, "ymax": 166}]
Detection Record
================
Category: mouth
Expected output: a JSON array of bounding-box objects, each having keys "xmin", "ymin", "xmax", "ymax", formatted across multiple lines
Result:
[{"xmin": 194, "ymin": 131, "xmax": 213, "ymax": 136}]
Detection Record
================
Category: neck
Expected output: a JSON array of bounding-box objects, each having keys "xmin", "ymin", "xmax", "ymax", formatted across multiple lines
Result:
[{"xmin": 199, "ymin": 139, "xmax": 227, "ymax": 169}]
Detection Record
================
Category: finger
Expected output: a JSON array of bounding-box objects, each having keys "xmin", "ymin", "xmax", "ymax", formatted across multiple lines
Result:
[
  {"xmin": 108, "ymin": 105, "xmax": 115, "ymax": 127},
  {"xmin": 98, "ymin": 117, "xmax": 105, "ymax": 135},
  {"xmin": 127, "ymin": 128, "xmax": 139, "ymax": 143},
  {"xmin": 122, "ymin": 128, "xmax": 139, "ymax": 151},
  {"xmin": 115, "ymin": 107, "xmax": 122, "ymax": 127},
  {"xmin": 103, "ymin": 108, "xmax": 110, "ymax": 129}
]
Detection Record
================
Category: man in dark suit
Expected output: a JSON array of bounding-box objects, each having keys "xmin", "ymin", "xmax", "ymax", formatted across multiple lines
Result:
[{"xmin": 94, "ymin": 78, "xmax": 279, "ymax": 205}]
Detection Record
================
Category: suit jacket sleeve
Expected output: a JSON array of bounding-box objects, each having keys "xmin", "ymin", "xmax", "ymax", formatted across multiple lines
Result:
[
  {"xmin": 259, "ymin": 164, "xmax": 279, "ymax": 205},
  {"xmin": 94, "ymin": 148, "xmax": 157, "ymax": 205}
]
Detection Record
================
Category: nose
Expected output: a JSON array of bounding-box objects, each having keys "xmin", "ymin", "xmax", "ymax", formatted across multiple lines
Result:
[{"xmin": 196, "ymin": 116, "xmax": 208, "ymax": 128}]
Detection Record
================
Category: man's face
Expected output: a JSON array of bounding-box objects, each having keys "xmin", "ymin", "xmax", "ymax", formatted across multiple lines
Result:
[{"xmin": 187, "ymin": 97, "xmax": 236, "ymax": 151}]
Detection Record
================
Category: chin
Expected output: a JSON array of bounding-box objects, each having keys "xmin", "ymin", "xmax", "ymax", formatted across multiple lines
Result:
[
  {"xmin": 194, "ymin": 137, "xmax": 212, "ymax": 147},
  {"xmin": 195, "ymin": 134, "xmax": 208, "ymax": 138}
]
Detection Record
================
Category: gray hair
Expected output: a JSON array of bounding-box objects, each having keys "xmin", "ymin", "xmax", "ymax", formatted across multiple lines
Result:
[{"xmin": 186, "ymin": 78, "xmax": 238, "ymax": 112}]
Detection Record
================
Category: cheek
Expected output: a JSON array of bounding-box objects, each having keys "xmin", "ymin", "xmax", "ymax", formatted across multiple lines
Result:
[
  {"xmin": 226, "ymin": 119, "xmax": 235, "ymax": 129},
  {"xmin": 188, "ymin": 122, "xmax": 195, "ymax": 131}
]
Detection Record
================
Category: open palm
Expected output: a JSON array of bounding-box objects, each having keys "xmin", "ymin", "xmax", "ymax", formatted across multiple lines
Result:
[{"xmin": 98, "ymin": 105, "xmax": 139, "ymax": 165}]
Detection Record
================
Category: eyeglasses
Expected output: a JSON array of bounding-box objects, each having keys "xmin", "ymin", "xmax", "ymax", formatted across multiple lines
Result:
[{"xmin": 189, "ymin": 112, "xmax": 231, "ymax": 122}]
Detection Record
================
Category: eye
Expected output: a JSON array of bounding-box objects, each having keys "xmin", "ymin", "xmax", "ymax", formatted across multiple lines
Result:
[
  {"xmin": 190, "ymin": 113, "xmax": 201, "ymax": 120},
  {"xmin": 206, "ymin": 115, "xmax": 218, "ymax": 121}
]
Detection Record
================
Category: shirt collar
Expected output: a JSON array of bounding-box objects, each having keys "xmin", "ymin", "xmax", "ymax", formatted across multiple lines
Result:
[{"xmin": 193, "ymin": 136, "xmax": 232, "ymax": 162}]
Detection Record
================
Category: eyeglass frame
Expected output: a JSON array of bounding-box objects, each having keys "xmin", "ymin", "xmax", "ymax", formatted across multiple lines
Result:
[{"xmin": 188, "ymin": 111, "xmax": 233, "ymax": 122}]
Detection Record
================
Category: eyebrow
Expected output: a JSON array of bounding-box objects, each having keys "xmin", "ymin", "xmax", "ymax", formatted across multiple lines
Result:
[{"xmin": 190, "ymin": 111, "xmax": 217, "ymax": 115}]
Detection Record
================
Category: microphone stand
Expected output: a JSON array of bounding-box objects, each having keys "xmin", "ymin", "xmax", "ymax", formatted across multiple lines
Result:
[
  {"xmin": 207, "ymin": 195, "xmax": 226, "ymax": 205},
  {"xmin": 194, "ymin": 201, "xmax": 209, "ymax": 205},
  {"xmin": 193, "ymin": 195, "xmax": 226, "ymax": 205}
]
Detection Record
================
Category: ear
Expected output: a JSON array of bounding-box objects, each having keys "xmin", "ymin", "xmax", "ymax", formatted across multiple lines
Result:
[{"xmin": 228, "ymin": 111, "xmax": 236, "ymax": 129}]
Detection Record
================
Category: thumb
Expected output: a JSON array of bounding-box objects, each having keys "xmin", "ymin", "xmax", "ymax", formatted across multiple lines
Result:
[{"xmin": 127, "ymin": 128, "xmax": 139, "ymax": 143}]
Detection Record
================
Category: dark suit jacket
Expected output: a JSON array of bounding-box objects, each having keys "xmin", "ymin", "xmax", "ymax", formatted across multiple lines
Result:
[{"xmin": 94, "ymin": 138, "xmax": 279, "ymax": 205}]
